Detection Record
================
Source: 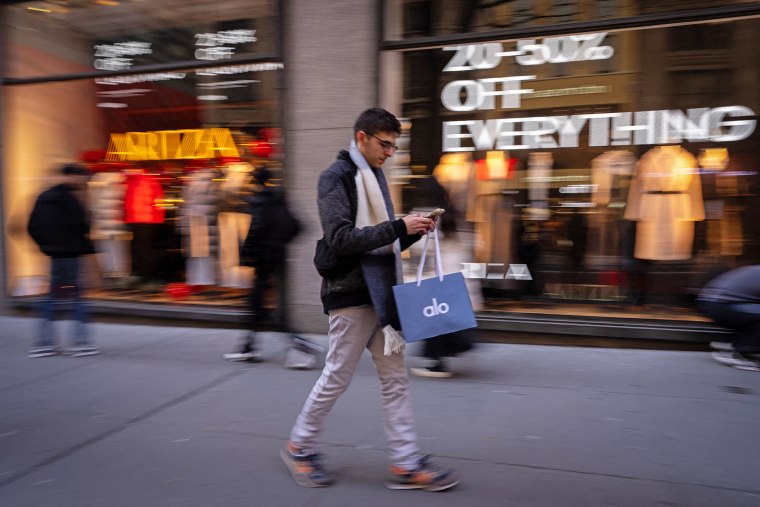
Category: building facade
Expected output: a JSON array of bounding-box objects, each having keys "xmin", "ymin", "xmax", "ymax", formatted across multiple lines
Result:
[{"xmin": 2, "ymin": 0, "xmax": 760, "ymax": 339}]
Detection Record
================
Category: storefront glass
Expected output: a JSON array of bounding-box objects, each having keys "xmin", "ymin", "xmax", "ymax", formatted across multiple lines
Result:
[
  {"xmin": 2, "ymin": 1, "xmax": 282, "ymax": 309},
  {"xmin": 383, "ymin": 1, "xmax": 760, "ymax": 320},
  {"xmin": 383, "ymin": 0, "xmax": 756, "ymax": 41}
]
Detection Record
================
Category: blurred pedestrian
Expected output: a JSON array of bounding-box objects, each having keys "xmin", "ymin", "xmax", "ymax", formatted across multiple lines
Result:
[
  {"xmin": 223, "ymin": 166, "xmax": 319, "ymax": 369},
  {"xmin": 26, "ymin": 163, "xmax": 98, "ymax": 358},
  {"xmin": 697, "ymin": 265, "xmax": 760, "ymax": 372},
  {"xmin": 411, "ymin": 160, "xmax": 478, "ymax": 378},
  {"xmin": 280, "ymin": 108, "xmax": 459, "ymax": 492}
]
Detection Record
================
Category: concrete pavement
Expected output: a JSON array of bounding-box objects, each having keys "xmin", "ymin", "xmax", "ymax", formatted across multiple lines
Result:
[{"xmin": 1, "ymin": 315, "xmax": 759, "ymax": 506}]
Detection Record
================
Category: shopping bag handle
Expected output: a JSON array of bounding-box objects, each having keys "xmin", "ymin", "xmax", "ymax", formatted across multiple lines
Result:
[{"xmin": 416, "ymin": 226, "xmax": 444, "ymax": 286}]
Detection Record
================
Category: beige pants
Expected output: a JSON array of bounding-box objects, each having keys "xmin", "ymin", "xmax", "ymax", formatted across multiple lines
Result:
[{"xmin": 289, "ymin": 305, "xmax": 421, "ymax": 468}]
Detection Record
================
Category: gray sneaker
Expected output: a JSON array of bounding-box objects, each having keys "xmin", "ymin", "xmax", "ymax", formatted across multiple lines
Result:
[
  {"xmin": 280, "ymin": 442, "xmax": 335, "ymax": 488},
  {"xmin": 284, "ymin": 347, "xmax": 317, "ymax": 370},
  {"xmin": 711, "ymin": 351, "xmax": 760, "ymax": 372},
  {"xmin": 223, "ymin": 350, "xmax": 262, "ymax": 362},
  {"xmin": 28, "ymin": 346, "xmax": 59, "ymax": 358},
  {"xmin": 709, "ymin": 341, "xmax": 734, "ymax": 352},
  {"xmin": 411, "ymin": 360, "xmax": 453, "ymax": 379},
  {"xmin": 67, "ymin": 345, "xmax": 100, "ymax": 357},
  {"xmin": 386, "ymin": 455, "xmax": 460, "ymax": 492}
]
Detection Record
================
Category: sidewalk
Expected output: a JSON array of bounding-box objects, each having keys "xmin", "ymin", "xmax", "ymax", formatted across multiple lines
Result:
[{"xmin": 1, "ymin": 315, "xmax": 759, "ymax": 507}]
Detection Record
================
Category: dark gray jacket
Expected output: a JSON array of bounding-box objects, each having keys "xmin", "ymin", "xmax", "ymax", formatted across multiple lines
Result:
[{"xmin": 318, "ymin": 150, "xmax": 420, "ymax": 314}]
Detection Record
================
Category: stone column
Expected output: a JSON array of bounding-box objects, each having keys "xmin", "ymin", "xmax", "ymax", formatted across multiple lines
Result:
[{"xmin": 283, "ymin": 0, "xmax": 379, "ymax": 333}]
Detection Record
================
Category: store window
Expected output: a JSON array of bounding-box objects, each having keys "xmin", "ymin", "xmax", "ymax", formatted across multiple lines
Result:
[
  {"xmin": 2, "ymin": 1, "xmax": 283, "ymax": 308},
  {"xmin": 382, "ymin": 5, "xmax": 760, "ymax": 320},
  {"xmin": 384, "ymin": 0, "xmax": 740, "ymax": 41}
]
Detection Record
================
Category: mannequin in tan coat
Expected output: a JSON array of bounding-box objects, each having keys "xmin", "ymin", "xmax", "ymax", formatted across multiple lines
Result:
[{"xmin": 624, "ymin": 146, "xmax": 705, "ymax": 261}]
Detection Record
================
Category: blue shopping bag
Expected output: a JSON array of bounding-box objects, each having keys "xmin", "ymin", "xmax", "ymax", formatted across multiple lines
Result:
[{"xmin": 392, "ymin": 228, "xmax": 477, "ymax": 343}]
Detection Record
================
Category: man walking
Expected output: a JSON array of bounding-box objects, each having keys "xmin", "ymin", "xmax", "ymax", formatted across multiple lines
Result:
[
  {"xmin": 280, "ymin": 108, "xmax": 460, "ymax": 491},
  {"xmin": 27, "ymin": 163, "xmax": 98, "ymax": 358}
]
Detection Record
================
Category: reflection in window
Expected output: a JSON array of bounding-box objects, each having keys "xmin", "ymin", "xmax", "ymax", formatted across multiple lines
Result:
[
  {"xmin": 666, "ymin": 24, "xmax": 733, "ymax": 51},
  {"xmin": 669, "ymin": 70, "xmax": 733, "ymax": 109},
  {"xmin": 595, "ymin": 0, "xmax": 617, "ymax": 19},
  {"xmin": 511, "ymin": 0, "xmax": 533, "ymax": 27},
  {"xmin": 403, "ymin": 0, "xmax": 432, "ymax": 37},
  {"xmin": 552, "ymin": 0, "xmax": 577, "ymax": 23}
]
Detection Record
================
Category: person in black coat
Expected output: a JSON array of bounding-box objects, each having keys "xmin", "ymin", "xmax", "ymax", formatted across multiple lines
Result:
[
  {"xmin": 26, "ymin": 163, "xmax": 99, "ymax": 358},
  {"xmin": 223, "ymin": 166, "xmax": 317, "ymax": 368}
]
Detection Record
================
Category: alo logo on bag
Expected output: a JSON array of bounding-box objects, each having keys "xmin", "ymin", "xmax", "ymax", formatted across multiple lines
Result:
[{"xmin": 423, "ymin": 298, "xmax": 450, "ymax": 317}]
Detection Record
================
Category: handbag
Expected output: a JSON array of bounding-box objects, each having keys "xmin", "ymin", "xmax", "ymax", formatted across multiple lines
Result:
[{"xmin": 392, "ymin": 228, "xmax": 477, "ymax": 342}]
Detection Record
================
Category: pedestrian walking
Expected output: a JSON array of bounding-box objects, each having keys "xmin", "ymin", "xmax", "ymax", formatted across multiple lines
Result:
[
  {"xmin": 697, "ymin": 264, "xmax": 760, "ymax": 372},
  {"xmin": 410, "ymin": 159, "xmax": 478, "ymax": 379},
  {"xmin": 223, "ymin": 166, "xmax": 320, "ymax": 369},
  {"xmin": 26, "ymin": 163, "xmax": 98, "ymax": 358},
  {"xmin": 280, "ymin": 108, "xmax": 460, "ymax": 491}
]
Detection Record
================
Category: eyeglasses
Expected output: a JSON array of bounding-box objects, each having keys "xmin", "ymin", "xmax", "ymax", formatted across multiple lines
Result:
[{"xmin": 365, "ymin": 132, "xmax": 399, "ymax": 152}]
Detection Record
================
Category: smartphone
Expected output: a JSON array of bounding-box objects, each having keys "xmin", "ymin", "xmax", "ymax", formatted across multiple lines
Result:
[{"xmin": 426, "ymin": 208, "xmax": 445, "ymax": 219}]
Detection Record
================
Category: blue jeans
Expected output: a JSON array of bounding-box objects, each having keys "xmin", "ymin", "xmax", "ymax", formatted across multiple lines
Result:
[{"xmin": 37, "ymin": 257, "xmax": 90, "ymax": 348}]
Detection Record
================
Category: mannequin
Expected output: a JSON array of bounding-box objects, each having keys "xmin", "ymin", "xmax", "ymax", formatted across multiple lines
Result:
[
  {"xmin": 218, "ymin": 161, "xmax": 254, "ymax": 288},
  {"xmin": 588, "ymin": 150, "xmax": 635, "ymax": 260},
  {"xmin": 527, "ymin": 152, "xmax": 552, "ymax": 212},
  {"xmin": 181, "ymin": 168, "xmax": 220, "ymax": 286},
  {"xmin": 89, "ymin": 170, "xmax": 130, "ymax": 284},
  {"xmin": 465, "ymin": 151, "xmax": 518, "ymax": 266},
  {"xmin": 624, "ymin": 145, "xmax": 705, "ymax": 261}
]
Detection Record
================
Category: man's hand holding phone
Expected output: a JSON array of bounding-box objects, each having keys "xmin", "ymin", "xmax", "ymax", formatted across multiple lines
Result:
[
  {"xmin": 402, "ymin": 208, "xmax": 444, "ymax": 235},
  {"xmin": 426, "ymin": 208, "xmax": 445, "ymax": 220}
]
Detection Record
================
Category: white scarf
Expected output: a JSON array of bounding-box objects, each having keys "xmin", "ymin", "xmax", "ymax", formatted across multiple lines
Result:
[{"xmin": 349, "ymin": 140, "xmax": 406, "ymax": 355}]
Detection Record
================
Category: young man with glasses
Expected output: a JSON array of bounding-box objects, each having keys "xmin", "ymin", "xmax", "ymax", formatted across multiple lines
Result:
[{"xmin": 280, "ymin": 108, "xmax": 460, "ymax": 491}]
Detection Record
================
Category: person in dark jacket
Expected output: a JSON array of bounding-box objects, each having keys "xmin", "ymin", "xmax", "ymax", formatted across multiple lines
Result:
[
  {"xmin": 280, "ymin": 108, "xmax": 459, "ymax": 492},
  {"xmin": 223, "ymin": 166, "xmax": 318, "ymax": 368},
  {"xmin": 26, "ymin": 163, "xmax": 98, "ymax": 358},
  {"xmin": 698, "ymin": 265, "xmax": 760, "ymax": 372}
]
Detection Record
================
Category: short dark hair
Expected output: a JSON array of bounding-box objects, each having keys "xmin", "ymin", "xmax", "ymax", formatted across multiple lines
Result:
[
  {"xmin": 60, "ymin": 163, "xmax": 90, "ymax": 177},
  {"xmin": 353, "ymin": 108, "xmax": 401, "ymax": 137},
  {"xmin": 253, "ymin": 166, "xmax": 272, "ymax": 185}
]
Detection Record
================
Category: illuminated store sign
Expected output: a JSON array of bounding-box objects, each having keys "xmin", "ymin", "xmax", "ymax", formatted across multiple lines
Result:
[
  {"xmin": 443, "ymin": 33, "xmax": 614, "ymax": 71},
  {"xmin": 92, "ymin": 27, "xmax": 276, "ymax": 85},
  {"xmin": 96, "ymin": 72, "xmax": 186, "ymax": 85},
  {"xmin": 441, "ymin": 34, "xmax": 757, "ymax": 152},
  {"xmin": 442, "ymin": 107, "xmax": 756, "ymax": 152},
  {"xmin": 194, "ymin": 29, "xmax": 257, "ymax": 61},
  {"xmin": 106, "ymin": 128, "xmax": 239, "ymax": 161},
  {"xmin": 94, "ymin": 41, "xmax": 153, "ymax": 71}
]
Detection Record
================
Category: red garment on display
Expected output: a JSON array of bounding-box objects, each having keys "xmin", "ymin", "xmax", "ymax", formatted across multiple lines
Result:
[{"xmin": 124, "ymin": 171, "xmax": 165, "ymax": 224}]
